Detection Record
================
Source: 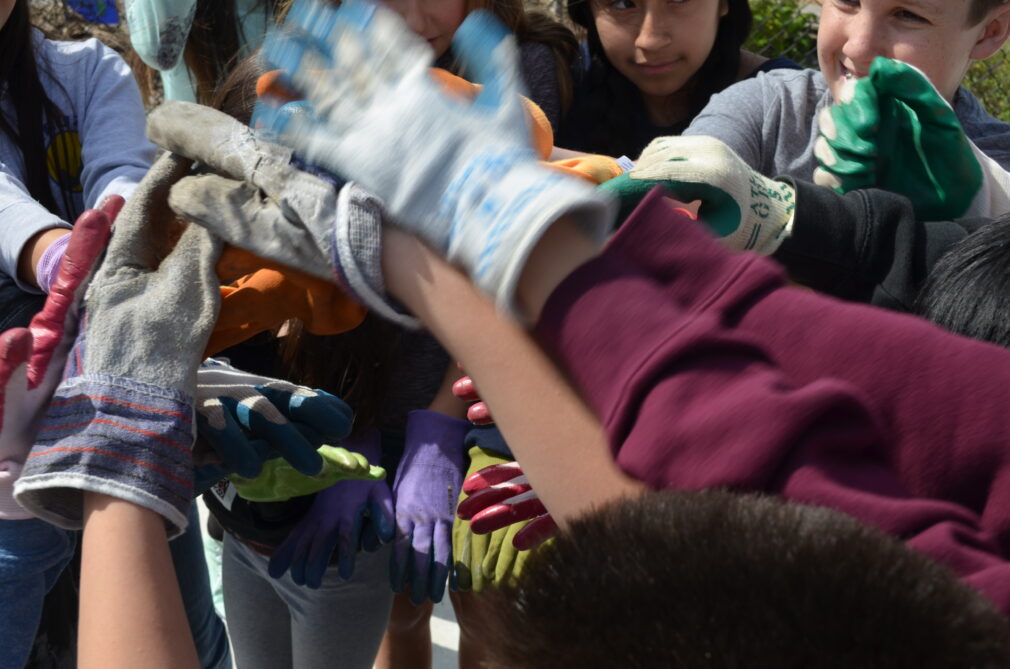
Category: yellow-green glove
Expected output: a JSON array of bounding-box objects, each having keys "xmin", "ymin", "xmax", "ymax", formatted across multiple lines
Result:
[
  {"xmin": 814, "ymin": 57, "xmax": 1009, "ymax": 220},
  {"xmin": 229, "ymin": 444, "xmax": 385, "ymax": 502},
  {"xmin": 452, "ymin": 446, "xmax": 535, "ymax": 592}
]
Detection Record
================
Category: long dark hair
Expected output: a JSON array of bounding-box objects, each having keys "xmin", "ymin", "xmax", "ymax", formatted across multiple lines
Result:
[
  {"xmin": 565, "ymin": 0, "xmax": 752, "ymax": 157},
  {"xmin": 0, "ymin": 3, "xmax": 69, "ymax": 214},
  {"xmin": 135, "ymin": 0, "xmax": 283, "ymax": 105}
]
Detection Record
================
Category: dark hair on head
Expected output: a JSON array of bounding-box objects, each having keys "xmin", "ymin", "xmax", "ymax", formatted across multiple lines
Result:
[
  {"xmin": 0, "ymin": 3, "xmax": 71, "ymax": 214},
  {"xmin": 210, "ymin": 52, "xmax": 268, "ymax": 124},
  {"xmin": 566, "ymin": 0, "xmax": 752, "ymax": 157},
  {"xmin": 968, "ymin": 0, "xmax": 1010, "ymax": 26},
  {"xmin": 483, "ymin": 489, "xmax": 1010, "ymax": 668},
  {"xmin": 134, "ymin": 0, "xmax": 283, "ymax": 106},
  {"xmin": 915, "ymin": 215, "xmax": 1010, "ymax": 349}
]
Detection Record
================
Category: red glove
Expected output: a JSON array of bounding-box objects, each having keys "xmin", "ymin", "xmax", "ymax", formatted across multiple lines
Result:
[{"xmin": 457, "ymin": 460, "xmax": 558, "ymax": 551}]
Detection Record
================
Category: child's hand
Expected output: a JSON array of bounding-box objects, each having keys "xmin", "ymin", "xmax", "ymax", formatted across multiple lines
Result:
[
  {"xmin": 814, "ymin": 57, "xmax": 1010, "ymax": 220},
  {"xmin": 253, "ymin": 0, "xmax": 614, "ymax": 318},
  {"xmin": 268, "ymin": 428, "xmax": 393, "ymax": 587},
  {"xmin": 600, "ymin": 136, "xmax": 796, "ymax": 255},
  {"xmin": 390, "ymin": 410, "xmax": 469, "ymax": 604}
]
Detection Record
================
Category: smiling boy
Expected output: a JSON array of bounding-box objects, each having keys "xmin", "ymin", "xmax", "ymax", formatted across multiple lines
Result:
[{"xmin": 683, "ymin": 0, "xmax": 1010, "ymax": 177}]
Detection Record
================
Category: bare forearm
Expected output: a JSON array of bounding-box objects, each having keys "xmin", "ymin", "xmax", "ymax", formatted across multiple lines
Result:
[
  {"xmin": 17, "ymin": 228, "xmax": 68, "ymax": 288},
  {"xmin": 79, "ymin": 494, "xmax": 198, "ymax": 669},
  {"xmin": 383, "ymin": 229, "xmax": 642, "ymax": 523}
]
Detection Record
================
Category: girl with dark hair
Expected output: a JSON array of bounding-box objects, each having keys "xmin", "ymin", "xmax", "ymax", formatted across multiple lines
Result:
[
  {"xmin": 0, "ymin": 1, "xmax": 155, "ymax": 666},
  {"xmin": 125, "ymin": 0, "xmax": 283, "ymax": 104},
  {"xmin": 557, "ymin": 0, "xmax": 800, "ymax": 159}
]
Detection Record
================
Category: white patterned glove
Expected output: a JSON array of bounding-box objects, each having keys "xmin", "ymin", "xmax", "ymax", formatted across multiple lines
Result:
[{"xmin": 254, "ymin": 0, "xmax": 615, "ymax": 318}]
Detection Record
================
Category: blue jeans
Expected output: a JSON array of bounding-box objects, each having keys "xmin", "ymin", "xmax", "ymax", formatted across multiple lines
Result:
[
  {"xmin": 0, "ymin": 280, "xmax": 44, "ymax": 330},
  {"xmin": 170, "ymin": 506, "xmax": 232, "ymax": 669},
  {"xmin": 0, "ymin": 517, "xmax": 76, "ymax": 669}
]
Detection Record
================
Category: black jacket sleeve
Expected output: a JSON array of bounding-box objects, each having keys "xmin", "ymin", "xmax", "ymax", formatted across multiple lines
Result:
[{"xmin": 772, "ymin": 180, "xmax": 987, "ymax": 312}]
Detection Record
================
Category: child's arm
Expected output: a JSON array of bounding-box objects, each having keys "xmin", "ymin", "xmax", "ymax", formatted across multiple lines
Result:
[
  {"xmin": 78, "ymin": 493, "xmax": 198, "ymax": 669},
  {"xmin": 0, "ymin": 166, "xmax": 70, "ymax": 292},
  {"xmin": 75, "ymin": 40, "xmax": 158, "ymax": 207}
]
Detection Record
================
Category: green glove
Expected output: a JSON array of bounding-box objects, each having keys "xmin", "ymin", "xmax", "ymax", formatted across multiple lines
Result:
[
  {"xmin": 452, "ymin": 447, "xmax": 534, "ymax": 592},
  {"xmin": 599, "ymin": 136, "xmax": 796, "ymax": 254},
  {"xmin": 229, "ymin": 444, "xmax": 385, "ymax": 502},
  {"xmin": 812, "ymin": 57, "xmax": 1010, "ymax": 221}
]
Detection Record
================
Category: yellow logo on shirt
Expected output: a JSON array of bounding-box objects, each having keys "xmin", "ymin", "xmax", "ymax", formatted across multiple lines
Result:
[{"xmin": 46, "ymin": 130, "xmax": 84, "ymax": 192}]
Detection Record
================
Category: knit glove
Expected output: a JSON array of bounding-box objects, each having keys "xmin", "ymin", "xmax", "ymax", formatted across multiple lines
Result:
[
  {"xmin": 600, "ymin": 135, "xmax": 796, "ymax": 254},
  {"xmin": 813, "ymin": 57, "xmax": 1009, "ymax": 221},
  {"xmin": 14, "ymin": 153, "xmax": 222, "ymax": 538},
  {"xmin": 268, "ymin": 428, "xmax": 394, "ymax": 587},
  {"xmin": 0, "ymin": 202, "xmax": 117, "ymax": 519},
  {"xmin": 147, "ymin": 101, "xmax": 419, "ymax": 328},
  {"xmin": 254, "ymin": 0, "xmax": 615, "ymax": 318},
  {"xmin": 391, "ymin": 410, "xmax": 469, "ymax": 604},
  {"xmin": 457, "ymin": 458, "xmax": 558, "ymax": 550},
  {"xmin": 193, "ymin": 357, "xmax": 356, "ymax": 493}
]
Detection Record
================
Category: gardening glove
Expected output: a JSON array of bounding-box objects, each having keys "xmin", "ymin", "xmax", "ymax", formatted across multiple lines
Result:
[
  {"xmin": 451, "ymin": 374, "xmax": 494, "ymax": 425},
  {"xmin": 457, "ymin": 458, "xmax": 558, "ymax": 550},
  {"xmin": 451, "ymin": 425, "xmax": 536, "ymax": 592},
  {"xmin": 253, "ymin": 0, "xmax": 615, "ymax": 318},
  {"xmin": 0, "ymin": 201, "xmax": 117, "ymax": 518},
  {"xmin": 391, "ymin": 409, "xmax": 469, "ymax": 604},
  {"xmin": 813, "ymin": 57, "xmax": 1010, "ymax": 220},
  {"xmin": 193, "ymin": 357, "xmax": 354, "ymax": 491},
  {"xmin": 149, "ymin": 101, "xmax": 419, "ymax": 329},
  {"xmin": 229, "ymin": 443, "xmax": 384, "ymax": 502},
  {"xmin": 209, "ymin": 246, "xmax": 366, "ymax": 356},
  {"xmin": 14, "ymin": 153, "xmax": 221, "ymax": 538},
  {"xmin": 600, "ymin": 135, "xmax": 796, "ymax": 254},
  {"xmin": 268, "ymin": 428, "xmax": 394, "ymax": 587},
  {"xmin": 259, "ymin": 67, "xmax": 556, "ymax": 163}
]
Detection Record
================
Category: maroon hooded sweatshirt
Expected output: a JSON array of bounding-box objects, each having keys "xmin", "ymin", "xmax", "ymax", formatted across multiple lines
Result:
[{"xmin": 535, "ymin": 188, "xmax": 1010, "ymax": 613}]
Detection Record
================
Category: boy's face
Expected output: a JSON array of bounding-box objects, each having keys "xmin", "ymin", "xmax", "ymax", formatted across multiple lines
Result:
[{"xmin": 817, "ymin": 0, "xmax": 993, "ymax": 102}]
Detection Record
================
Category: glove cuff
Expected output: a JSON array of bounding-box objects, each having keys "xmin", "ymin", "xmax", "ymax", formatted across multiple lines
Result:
[
  {"xmin": 333, "ymin": 184, "xmax": 422, "ymax": 329},
  {"xmin": 14, "ymin": 373, "xmax": 196, "ymax": 538},
  {"xmin": 445, "ymin": 159, "xmax": 617, "ymax": 321}
]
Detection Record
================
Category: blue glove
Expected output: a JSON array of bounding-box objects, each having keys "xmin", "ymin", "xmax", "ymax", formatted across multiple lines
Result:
[
  {"xmin": 268, "ymin": 428, "xmax": 394, "ymax": 587},
  {"xmin": 255, "ymin": 0, "xmax": 614, "ymax": 318},
  {"xmin": 194, "ymin": 358, "xmax": 354, "ymax": 491}
]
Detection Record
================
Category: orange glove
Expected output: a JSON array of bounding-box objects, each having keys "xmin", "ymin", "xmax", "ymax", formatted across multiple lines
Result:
[
  {"xmin": 546, "ymin": 154, "xmax": 624, "ymax": 185},
  {"xmin": 207, "ymin": 246, "xmax": 366, "ymax": 357}
]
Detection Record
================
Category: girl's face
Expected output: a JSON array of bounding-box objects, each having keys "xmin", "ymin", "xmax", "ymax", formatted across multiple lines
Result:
[
  {"xmin": 0, "ymin": 0, "xmax": 15, "ymax": 32},
  {"xmin": 381, "ymin": 0, "xmax": 468, "ymax": 59},
  {"xmin": 592, "ymin": 0, "xmax": 727, "ymax": 103}
]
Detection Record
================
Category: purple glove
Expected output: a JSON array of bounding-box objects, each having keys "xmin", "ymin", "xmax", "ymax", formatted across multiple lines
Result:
[
  {"xmin": 267, "ymin": 428, "xmax": 393, "ymax": 588},
  {"xmin": 391, "ymin": 410, "xmax": 469, "ymax": 604}
]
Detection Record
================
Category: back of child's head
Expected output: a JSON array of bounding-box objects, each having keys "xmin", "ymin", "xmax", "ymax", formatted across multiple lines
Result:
[
  {"xmin": 482, "ymin": 489, "xmax": 1010, "ymax": 668},
  {"xmin": 915, "ymin": 214, "xmax": 1010, "ymax": 348}
]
